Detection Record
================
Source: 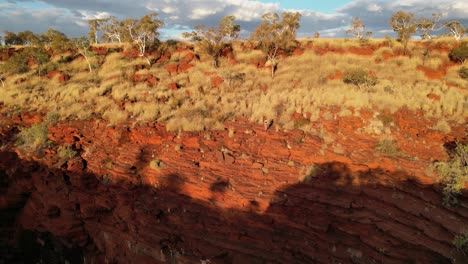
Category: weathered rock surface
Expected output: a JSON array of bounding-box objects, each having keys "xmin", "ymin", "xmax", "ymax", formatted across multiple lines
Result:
[{"xmin": 0, "ymin": 111, "xmax": 466, "ymax": 263}]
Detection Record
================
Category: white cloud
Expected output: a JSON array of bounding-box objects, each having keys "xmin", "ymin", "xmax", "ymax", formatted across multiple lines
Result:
[
  {"xmin": 190, "ymin": 8, "xmax": 219, "ymax": 19},
  {"xmin": 367, "ymin": 4, "xmax": 382, "ymax": 12},
  {"xmin": 1, "ymin": 0, "xmax": 467, "ymax": 39},
  {"xmin": 0, "ymin": 3, "xmax": 13, "ymax": 8},
  {"xmin": 318, "ymin": 28, "xmax": 344, "ymax": 38},
  {"xmin": 79, "ymin": 11, "xmax": 113, "ymax": 20},
  {"xmin": 162, "ymin": 7, "xmax": 176, "ymax": 13}
]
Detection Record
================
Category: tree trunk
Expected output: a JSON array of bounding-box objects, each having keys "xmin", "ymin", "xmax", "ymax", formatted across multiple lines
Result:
[
  {"xmin": 213, "ymin": 55, "xmax": 219, "ymax": 68},
  {"xmin": 139, "ymin": 53, "xmax": 151, "ymax": 66},
  {"xmin": 84, "ymin": 55, "xmax": 93, "ymax": 73},
  {"xmin": 403, "ymin": 40, "xmax": 408, "ymax": 56},
  {"xmin": 271, "ymin": 63, "xmax": 277, "ymax": 78}
]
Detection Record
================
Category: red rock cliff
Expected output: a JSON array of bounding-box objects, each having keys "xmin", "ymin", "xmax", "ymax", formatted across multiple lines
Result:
[{"xmin": 0, "ymin": 112, "xmax": 467, "ymax": 263}]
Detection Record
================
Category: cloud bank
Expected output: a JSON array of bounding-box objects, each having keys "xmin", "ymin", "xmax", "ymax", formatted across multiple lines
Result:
[{"xmin": 1, "ymin": 0, "xmax": 466, "ymax": 39}]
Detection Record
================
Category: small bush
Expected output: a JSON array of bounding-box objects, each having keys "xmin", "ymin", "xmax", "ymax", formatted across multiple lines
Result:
[
  {"xmin": 16, "ymin": 123, "xmax": 49, "ymax": 148},
  {"xmin": 459, "ymin": 66, "xmax": 468, "ymax": 79},
  {"xmin": 378, "ymin": 114, "xmax": 393, "ymax": 126},
  {"xmin": 343, "ymin": 69, "xmax": 377, "ymax": 89},
  {"xmin": 435, "ymin": 142, "xmax": 467, "ymax": 206},
  {"xmin": 57, "ymin": 146, "xmax": 77, "ymax": 159},
  {"xmin": 45, "ymin": 112, "xmax": 60, "ymax": 125},
  {"xmin": 453, "ymin": 230, "xmax": 468, "ymax": 255},
  {"xmin": 449, "ymin": 43, "xmax": 468, "ymax": 63},
  {"xmin": 375, "ymin": 139, "xmax": 401, "ymax": 157},
  {"xmin": 432, "ymin": 119, "xmax": 451, "ymax": 133},
  {"xmin": 221, "ymin": 69, "xmax": 245, "ymax": 89},
  {"xmin": 2, "ymin": 52, "xmax": 29, "ymax": 74}
]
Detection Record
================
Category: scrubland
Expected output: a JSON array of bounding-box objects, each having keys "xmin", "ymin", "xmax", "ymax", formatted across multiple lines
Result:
[{"xmin": 0, "ymin": 37, "xmax": 466, "ymax": 132}]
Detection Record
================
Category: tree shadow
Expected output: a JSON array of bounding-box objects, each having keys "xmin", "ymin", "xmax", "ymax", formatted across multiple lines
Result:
[{"xmin": 0, "ymin": 150, "xmax": 466, "ymax": 264}]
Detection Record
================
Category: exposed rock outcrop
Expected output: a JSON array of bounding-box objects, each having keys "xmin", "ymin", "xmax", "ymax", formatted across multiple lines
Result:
[{"xmin": 0, "ymin": 112, "xmax": 466, "ymax": 263}]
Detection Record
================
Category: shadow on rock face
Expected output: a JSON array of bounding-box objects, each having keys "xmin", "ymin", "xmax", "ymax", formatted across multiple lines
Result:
[{"xmin": 0, "ymin": 145, "xmax": 466, "ymax": 264}]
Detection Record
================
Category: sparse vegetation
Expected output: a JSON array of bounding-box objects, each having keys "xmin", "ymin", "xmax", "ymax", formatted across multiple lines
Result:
[
  {"xmin": 432, "ymin": 119, "xmax": 451, "ymax": 133},
  {"xmin": 375, "ymin": 139, "xmax": 401, "ymax": 157},
  {"xmin": 57, "ymin": 146, "xmax": 77, "ymax": 159},
  {"xmin": 449, "ymin": 42, "xmax": 468, "ymax": 63},
  {"xmin": 183, "ymin": 16, "xmax": 240, "ymax": 67},
  {"xmin": 459, "ymin": 66, "xmax": 468, "ymax": 79},
  {"xmin": 453, "ymin": 230, "xmax": 468, "ymax": 255},
  {"xmin": 16, "ymin": 123, "xmax": 49, "ymax": 148},
  {"xmin": 2, "ymin": 37, "xmax": 464, "ymax": 132},
  {"xmin": 0, "ymin": 11, "xmax": 466, "ymax": 134},
  {"xmin": 435, "ymin": 142, "xmax": 468, "ymax": 206},
  {"xmin": 343, "ymin": 69, "xmax": 377, "ymax": 90},
  {"xmin": 1, "ymin": 52, "xmax": 30, "ymax": 74}
]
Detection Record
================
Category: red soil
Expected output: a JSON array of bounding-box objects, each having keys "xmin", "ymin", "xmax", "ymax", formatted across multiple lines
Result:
[
  {"xmin": 211, "ymin": 76, "xmax": 223, "ymax": 88},
  {"xmin": 426, "ymin": 93, "xmax": 441, "ymax": 101},
  {"xmin": 47, "ymin": 70, "xmax": 70, "ymax": 83},
  {"xmin": 348, "ymin": 47, "xmax": 374, "ymax": 55},
  {"xmin": 327, "ymin": 70, "xmax": 342, "ymax": 80},
  {"xmin": 131, "ymin": 74, "xmax": 159, "ymax": 86},
  {"xmin": 417, "ymin": 62, "xmax": 457, "ymax": 80}
]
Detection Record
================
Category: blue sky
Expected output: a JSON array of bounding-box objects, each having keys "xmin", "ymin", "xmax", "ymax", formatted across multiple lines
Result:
[
  {"xmin": 0, "ymin": 0, "xmax": 466, "ymax": 39},
  {"xmin": 259, "ymin": 0, "xmax": 352, "ymax": 13}
]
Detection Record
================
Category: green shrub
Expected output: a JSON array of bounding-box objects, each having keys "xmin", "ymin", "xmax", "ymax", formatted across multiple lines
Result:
[
  {"xmin": 378, "ymin": 114, "xmax": 393, "ymax": 126},
  {"xmin": 343, "ymin": 69, "xmax": 377, "ymax": 89},
  {"xmin": 435, "ymin": 142, "xmax": 468, "ymax": 206},
  {"xmin": 23, "ymin": 47, "xmax": 50, "ymax": 76},
  {"xmin": 449, "ymin": 42, "xmax": 468, "ymax": 63},
  {"xmin": 459, "ymin": 66, "xmax": 468, "ymax": 79},
  {"xmin": 453, "ymin": 230, "xmax": 468, "ymax": 255},
  {"xmin": 375, "ymin": 139, "xmax": 401, "ymax": 157},
  {"xmin": 16, "ymin": 123, "xmax": 49, "ymax": 148},
  {"xmin": 45, "ymin": 112, "xmax": 60, "ymax": 125},
  {"xmin": 2, "ymin": 52, "xmax": 29, "ymax": 74},
  {"xmin": 57, "ymin": 146, "xmax": 77, "ymax": 159}
]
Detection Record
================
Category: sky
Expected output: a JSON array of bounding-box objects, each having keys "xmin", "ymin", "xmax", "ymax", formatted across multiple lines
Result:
[
  {"xmin": 257, "ymin": 0, "xmax": 352, "ymax": 13},
  {"xmin": 0, "ymin": 0, "xmax": 467, "ymax": 40}
]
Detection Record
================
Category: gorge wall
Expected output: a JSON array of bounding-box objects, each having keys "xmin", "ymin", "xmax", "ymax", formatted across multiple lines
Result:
[{"xmin": 0, "ymin": 110, "xmax": 467, "ymax": 263}]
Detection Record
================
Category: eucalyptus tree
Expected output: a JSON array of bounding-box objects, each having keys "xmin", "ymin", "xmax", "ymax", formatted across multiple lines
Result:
[
  {"xmin": 444, "ymin": 21, "xmax": 465, "ymax": 41},
  {"xmin": 124, "ymin": 13, "xmax": 164, "ymax": 65},
  {"xmin": 71, "ymin": 37, "xmax": 94, "ymax": 72},
  {"xmin": 250, "ymin": 12, "xmax": 301, "ymax": 78},
  {"xmin": 346, "ymin": 17, "xmax": 366, "ymax": 39},
  {"xmin": 389, "ymin": 10, "xmax": 417, "ymax": 54},
  {"xmin": 416, "ymin": 13, "xmax": 442, "ymax": 40},
  {"xmin": 183, "ymin": 15, "xmax": 240, "ymax": 67},
  {"xmin": 101, "ymin": 16, "xmax": 129, "ymax": 43}
]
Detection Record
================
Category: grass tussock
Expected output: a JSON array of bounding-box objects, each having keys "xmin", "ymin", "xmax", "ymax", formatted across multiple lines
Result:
[
  {"xmin": 0, "ymin": 38, "xmax": 466, "ymax": 132},
  {"xmin": 16, "ymin": 123, "xmax": 49, "ymax": 148},
  {"xmin": 435, "ymin": 142, "xmax": 468, "ymax": 206},
  {"xmin": 57, "ymin": 146, "xmax": 77, "ymax": 159},
  {"xmin": 375, "ymin": 139, "xmax": 402, "ymax": 157}
]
